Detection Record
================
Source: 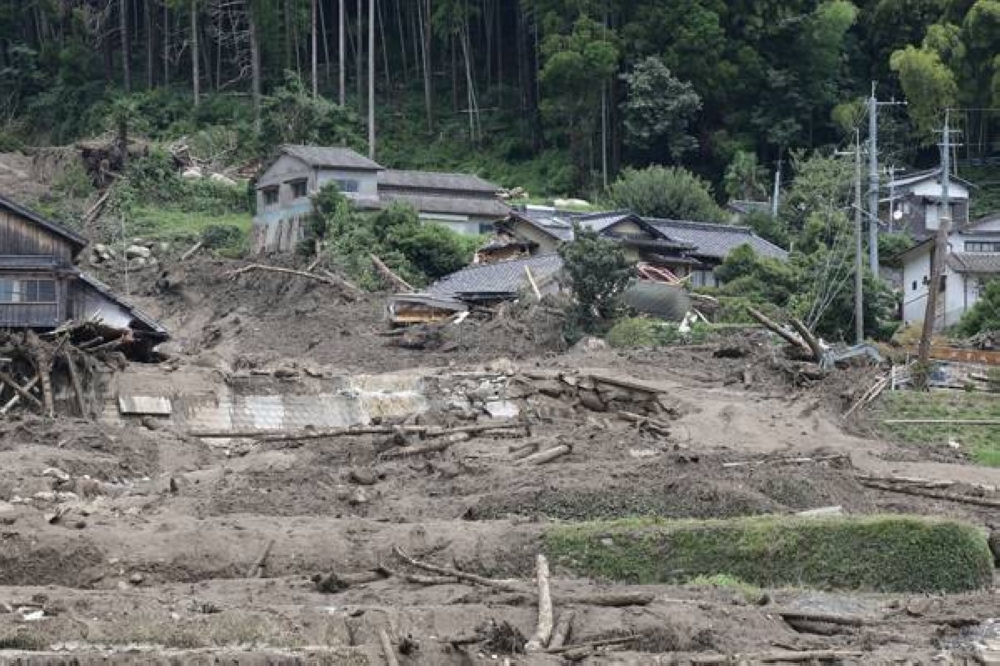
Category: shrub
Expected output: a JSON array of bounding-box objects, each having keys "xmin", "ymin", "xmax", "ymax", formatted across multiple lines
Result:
[
  {"xmin": 559, "ymin": 227, "xmax": 635, "ymax": 334},
  {"xmin": 606, "ymin": 318, "xmax": 658, "ymax": 348},
  {"xmin": 607, "ymin": 165, "xmax": 725, "ymax": 222},
  {"xmin": 545, "ymin": 515, "xmax": 993, "ymax": 593},
  {"xmin": 959, "ymin": 279, "xmax": 1000, "ymax": 337}
]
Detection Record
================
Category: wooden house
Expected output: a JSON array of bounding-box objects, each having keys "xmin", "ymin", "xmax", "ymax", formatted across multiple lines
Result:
[{"xmin": 0, "ymin": 195, "xmax": 167, "ymax": 347}]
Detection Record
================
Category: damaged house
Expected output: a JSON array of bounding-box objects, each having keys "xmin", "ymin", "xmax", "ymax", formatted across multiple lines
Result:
[
  {"xmin": 389, "ymin": 206, "xmax": 788, "ymax": 324},
  {"xmin": 0, "ymin": 194, "xmax": 167, "ymax": 353},
  {"xmin": 252, "ymin": 145, "xmax": 510, "ymax": 252}
]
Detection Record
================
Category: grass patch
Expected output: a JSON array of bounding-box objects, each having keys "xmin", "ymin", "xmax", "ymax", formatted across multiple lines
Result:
[
  {"xmin": 689, "ymin": 573, "xmax": 768, "ymax": 604},
  {"xmin": 545, "ymin": 515, "xmax": 993, "ymax": 593},
  {"xmin": 606, "ymin": 317, "xmax": 711, "ymax": 348},
  {"xmin": 872, "ymin": 391, "xmax": 1000, "ymax": 466}
]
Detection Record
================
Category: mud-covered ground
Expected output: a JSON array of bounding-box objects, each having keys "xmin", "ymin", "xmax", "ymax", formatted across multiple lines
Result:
[{"xmin": 0, "ymin": 254, "xmax": 998, "ymax": 664}]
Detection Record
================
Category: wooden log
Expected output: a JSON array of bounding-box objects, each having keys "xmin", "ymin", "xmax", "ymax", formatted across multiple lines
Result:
[
  {"xmin": 721, "ymin": 453, "xmax": 849, "ymax": 469},
  {"xmin": 315, "ymin": 569, "xmax": 388, "ymax": 591},
  {"xmin": 0, "ymin": 371, "xmax": 42, "ymax": 411},
  {"xmin": 524, "ymin": 266, "xmax": 542, "ymax": 300},
  {"xmin": 883, "ymin": 418, "xmax": 1000, "ymax": 426},
  {"xmin": 524, "ymin": 554, "xmax": 553, "ymax": 652},
  {"xmin": 690, "ymin": 650, "xmax": 863, "ymax": 664},
  {"xmin": 548, "ymin": 611, "xmax": 575, "ymax": 650},
  {"xmin": 545, "ymin": 635, "xmax": 637, "ymax": 655},
  {"xmin": 378, "ymin": 628, "xmax": 399, "ymax": 666},
  {"xmin": 226, "ymin": 263, "xmax": 343, "ymax": 287},
  {"xmin": 180, "ymin": 240, "xmax": 204, "ymax": 261},
  {"xmin": 188, "ymin": 421, "xmax": 530, "ymax": 441},
  {"xmin": 376, "ymin": 564, "xmax": 457, "ymax": 585},
  {"xmin": 247, "ymin": 539, "xmax": 275, "ymax": 578},
  {"xmin": 776, "ymin": 610, "xmax": 866, "ymax": 627},
  {"xmin": 790, "ymin": 317, "xmax": 824, "ymax": 363},
  {"xmin": 392, "ymin": 546, "xmax": 527, "ymax": 594},
  {"xmin": 379, "ymin": 432, "xmax": 471, "ymax": 460},
  {"xmin": 556, "ymin": 592, "xmax": 655, "ymax": 607},
  {"xmin": 62, "ymin": 350, "xmax": 88, "ymax": 418},
  {"xmin": 859, "ymin": 480, "xmax": 1000, "ymax": 508},
  {"xmin": 370, "ymin": 254, "xmax": 414, "ymax": 292},
  {"xmin": 521, "ymin": 443, "xmax": 572, "ymax": 465},
  {"xmin": 320, "ymin": 269, "xmax": 363, "ymax": 300},
  {"xmin": 746, "ymin": 307, "xmax": 811, "ymax": 354}
]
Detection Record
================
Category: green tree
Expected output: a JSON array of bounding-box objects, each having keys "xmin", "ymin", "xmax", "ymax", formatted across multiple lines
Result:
[
  {"xmin": 959, "ymin": 280, "xmax": 1000, "ymax": 335},
  {"xmin": 538, "ymin": 15, "xmax": 619, "ymax": 183},
  {"xmin": 723, "ymin": 150, "xmax": 770, "ymax": 201},
  {"xmin": 559, "ymin": 227, "xmax": 636, "ymax": 333},
  {"xmin": 961, "ymin": 0, "xmax": 1000, "ymax": 105},
  {"xmin": 259, "ymin": 72, "xmax": 363, "ymax": 157},
  {"xmin": 890, "ymin": 45, "xmax": 959, "ymax": 140},
  {"xmin": 620, "ymin": 56, "xmax": 701, "ymax": 161},
  {"xmin": 607, "ymin": 165, "xmax": 725, "ymax": 221}
]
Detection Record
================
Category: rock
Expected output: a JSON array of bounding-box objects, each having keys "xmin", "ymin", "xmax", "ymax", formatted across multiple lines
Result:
[
  {"xmin": 126, "ymin": 244, "xmax": 152, "ymax": 259},
  {"xmin": 533, "ymin": 378, "xmax": 565, "ymax": 397},
  {"xmin": 577, "ymin": 390, "xmax": 606, "ymax": 412},
  {"xmin": 93, "ymin": 243, "xmax": 109, "ymax": 254},
  {"xmin": 209, "ymin": 172, "xmax": 238, "ymax": 186},
  {"xmin": 42, "ymin": 467, "xmax": 70, "ymax": 483},
  {"xmin": 128, "ymin": 572, "xmax": 144, "ymax": 585},
  {"xmin": 348, "ymin": 488, "xmax": 369, "ymax": 506},
  {"xmin": 348, "ymin": 469, "xmax": 379, "ymax": 486},
  {"xmin": 294, "ymin": 296, "xmax": 319, "ymax": 315},
  {"xmin": 484, "ymin": 400, "xmax": 519, "ymax": 419},
  {"xmin": 572, "ymin": 336, "xmax": 608, "ymax": 353},
  {"xmin": 989, "ymin": 530, "xmax": 1000, "ymax": 566},
  {"xmin": 140, "ymin": 416, "xmax": 162, "ymax": 430},
  {"xmin": 181, "ymin": 166, "xmax": 203, "ymax": 180}
]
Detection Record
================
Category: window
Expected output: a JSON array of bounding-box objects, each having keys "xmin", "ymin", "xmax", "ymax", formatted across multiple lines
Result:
[
  {"xmin": 0, "ymin": 278, "xmax": 56, "ymax": 304},
  {"xmin": 965, "ymin": 241, "xmax": 1000, "ymax": 253},
  {"xmin": 262, "ymin": 187, "xmax": 279, "ymax": 206},
  {"xmin": 290, "ymin": 180, "xmax": 308, "ymax": 199},
  {"xmin": 911, "ymin": 280, "xmax": 918, "ymax": 291},
  {"xmin": 335, "ymin": 179, "xmax": 359, "ymax": 193}
]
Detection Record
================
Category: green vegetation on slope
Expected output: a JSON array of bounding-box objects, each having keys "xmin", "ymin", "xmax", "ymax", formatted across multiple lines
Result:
[
  {"xmin": 873, "ymin": 391, "xmax": 1000, "ymax": 467},
  {"xmin": 545, "ymin": 515, "xmax": 993, "ymax": 593}
]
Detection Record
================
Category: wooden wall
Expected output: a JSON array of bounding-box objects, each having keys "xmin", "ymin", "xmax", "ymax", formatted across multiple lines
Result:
[{"xmin": 0, "ymin": 210, "xmax": 76, "ymax": 263}]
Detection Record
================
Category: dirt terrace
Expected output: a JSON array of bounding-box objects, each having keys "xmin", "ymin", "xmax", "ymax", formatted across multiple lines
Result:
[{"xmin": 0, "ymin": 256, "xmax": 998, "ymax": 664}]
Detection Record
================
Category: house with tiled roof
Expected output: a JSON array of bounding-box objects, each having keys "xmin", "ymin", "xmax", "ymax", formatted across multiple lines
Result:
[
  {"xmin": 252, "ymin": 145, "xmax": 510, "ymax": 252},
  {"xmin": 896, "ymin": 212, "xmax": 1000, "ymax": 330}
]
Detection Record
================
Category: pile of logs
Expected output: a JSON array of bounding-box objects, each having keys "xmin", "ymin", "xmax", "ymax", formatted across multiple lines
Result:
[{"xmin": 0, "ymin": 325, "xmax": 129, "ymax": 418}]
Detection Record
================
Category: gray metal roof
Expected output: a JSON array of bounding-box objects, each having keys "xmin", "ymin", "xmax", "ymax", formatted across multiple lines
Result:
[
  {"xmin": 946, "ymin": 252, "xmax": 1000, "ymax": 274},
  {"xmin": 646, "ymin": 218, "xmax": 788, "ymax": 261},
  {"xmin": 426, "ymin": 253, "xmax": 563, "ymax": 298},
  {"xmin": 572, "ymin": 210, "xmax": 636, "ymax": 233},
  {"xmin": 379, "ymin": 191, "xmax": 510, "ymax": 218},
  {"xmin": 0, "ymin": 194, "xmax": 88, "ymax": 253},
  {"xmin": 77, "ymin": 272, "xmax": 169, "ymax": 337},
  {"xmin": 379, "ymin": 169, "xmax": 499, "ymax": 193},
  {"xmin": 281, "ymin": 145, "xmax": 384, "ymax": 170}
]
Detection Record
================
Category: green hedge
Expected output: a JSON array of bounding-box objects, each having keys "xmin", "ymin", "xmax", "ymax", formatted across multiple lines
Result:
[{"xmin": 545, "ymin": 515, "xmax": 993, "ymax": 593}]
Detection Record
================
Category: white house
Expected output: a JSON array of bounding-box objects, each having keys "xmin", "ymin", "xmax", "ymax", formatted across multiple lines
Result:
[
  {"xmin": 885, "ymin": 168, "xmax": 972, "ymax": 239},
  {"xmin": 898, "ymin": 212, "xmax": 1000, "ymax": 330},
  {"xmin": 252, "ymin": 146, "xmax": 510, "ymax": 252}
]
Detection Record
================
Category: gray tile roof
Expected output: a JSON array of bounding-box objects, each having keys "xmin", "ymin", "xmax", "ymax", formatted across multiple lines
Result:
[
  {"xmin": 646, "ymin": 218, "xmax": 788, "ymax": 261},
  {"xmin": 282, "ymin": 145, "xmax": 384, "ymax": 170},
  {"xmin": 426, "ymin": 253, "xmax": 563, "ymax": 298},
  {"xmin": 572, "ymin": 210, "xmax": 635, "ymax": 233},
  {"xmin": 77, "ymin": 272, "xmax": 169, "ymax": 337},
  {"xmin": 379, "ymin": 169, "xmax": 499, "ymax": 193},
  {"xmin": 946, "ymin": 252, "xmax": 1000, "ymax": 274},
  {"xmin": 512, "ymin": 209, "xmax": 576, "ymax": 241},
  {"xmin": 379, "ymin": 192, "xmax": 510, "ymax": 218}
]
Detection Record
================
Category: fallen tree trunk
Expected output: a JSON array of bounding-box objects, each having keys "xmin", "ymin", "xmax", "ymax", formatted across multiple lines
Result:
[
  {"xmin": 180, "ymin": 240, "xmax": 204, "ymax": 261},
  {"xmin": 379, "ymin": 432, "xmax": 471, "ymax": 460},
  {"xmin": 521, "ymin": 443, "xmax": 572, "ymax": 465},
  {"xmin": 790, "ymin": 317, "xmax": 824, "ymax": 363},
  {"xmin": 747, "ymin": 308, "xmax": 811, "ymax": 354},
  {"xmin": 689, "ymin": 650, "xmax": 863, "ymax": 664},
  {"xmin": 776, "ymin": 610, "xmax": 866, "ymax": 627},
  {"xmin": 859, "ymin": 480, "xmax": 1000, "ymax": 508},
  {"xmin": 189, "ymin": 421, "xmax": 530, "ymax": 441},
  {"xmin": 524, "ymin": 554, "xmax": 553, "ymax": 652},
  {"xmin": 378, "ymin": 629, "xmax": 400, "ymax": 666},
  {"xmin": 548, "ymin": 610, "xmax": 575, "ymax": 650},
  {"xmin": 392, "ymin": 546, "xmax": 527, "ymax": 594},
  {"xmin": 226, "ymin": 263, "xmax": 345, "ymax": 288},
  {"xmin": 246, "ymin": 539, "xmax": 275, "ymax": 578},
  {"xmin": 0, "ymin": 371, "xmax": 42, "ymax": 411},
  {"xmin": 556, "ymin": 592, "xmax": 655, "ymax": 607},
  {"xmin": 371, "ymin": 254, "xmax": 414, "ymax": 293}
]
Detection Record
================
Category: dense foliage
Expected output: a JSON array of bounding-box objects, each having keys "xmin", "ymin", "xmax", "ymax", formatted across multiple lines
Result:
[
  {"xmin": 1, "ymin": 0, "xmax": 998, "ymax": 192},
  {"xmin": 558, "ymin": 227, "xmax": 635, "ymax": 334},
  {"xmin": 309, "ymin": 184, "xmax": 479, "ymax": 288},
  {"xmin": 607, "ymin": 166, "xmax": 725, "ymax": 221},
  {"xmin": 958, "ymin": 279, "xmax": 1000, "ymax": 336}
]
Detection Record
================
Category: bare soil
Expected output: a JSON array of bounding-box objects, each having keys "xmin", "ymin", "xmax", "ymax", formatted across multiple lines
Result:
[{"xmin": 0, "ymin": 253, "xmax": 998, "ymax": 664}]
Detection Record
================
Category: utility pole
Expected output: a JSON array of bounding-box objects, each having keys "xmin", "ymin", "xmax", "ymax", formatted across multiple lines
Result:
[
  {"xmin": 918, "ymin": 111, "xmax": 953, "ymax": 367},
  {"xmin": 338, "ymin": 0, "xmax": 345, "ymax": 105},
  {"xmin": 772, "ymin": 152, "xmax": 782, "ymax": 217},
  {"xmin": 311, "ymin": 0, "xmax": 318, "ymax": 98},
  {"xmin": 885, "ymin": 165, "xmax": 902, "ymax": 232},
  {"xmin": 368, "ymin": 0, "xmax": 375, "ymax": 159},
  {"xmin": 854, "ymin": 130, "xmax": 864, "ymax": 345},
  {"xmin": 866, "ymin": 84, "xmax": 906, "ymax": 274},
  {"xmin": 867, "ymin": 83, "xmax": 878, "ymax": 274}
]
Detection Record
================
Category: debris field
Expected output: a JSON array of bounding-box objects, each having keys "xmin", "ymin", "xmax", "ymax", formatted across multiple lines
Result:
[{"xmin": 0, "ymin": 253, "xmax": 998, "ymax": 665}]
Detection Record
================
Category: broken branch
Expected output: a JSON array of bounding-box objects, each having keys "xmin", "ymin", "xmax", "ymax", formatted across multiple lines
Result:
[
  {"xmin": 747, "ymin": 307, "xmax": 811, "ymax": 354},
  {"xmin": 392, "ymin": 546, "xmax": 527, "ymax": 594},
  {"xmin": 370, "ymin": 254, "xmax": 414, "ymax": 293}
]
